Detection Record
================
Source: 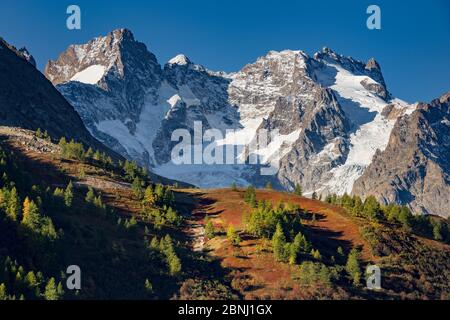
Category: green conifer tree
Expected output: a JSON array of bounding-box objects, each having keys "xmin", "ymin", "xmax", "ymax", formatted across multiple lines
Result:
[
  {"xmin": 145, "ymin": 279, "xmax": 153, "ymax": 294},
  {"xmin": 363, "ymin": 196, "xmax": 381, "ymax": 221},
  {"xmin": 44, "ymin": 278, "xmax": 60, "ymax": 300},
  {"xmin": 294, "ymin": 184, "xmax": 302, "ymax": 196},
  {"xmin": 132, "ymin": 177, "xmax": 144, "ymax": 200},
  {"xmin": 6, "ymin": 187, "xmax": 21, "ymax": 221},
  {"xmin": 0, "ymin": 283, "xmax": 7, "ymax": 300},
  {"xmin": 272, "ymin": 223, "xmax": 287, "ymax": 262},
  {"xmin": 346, "ymin": 248, "xmax": 361, "ymax": 286},
  {"xmin": 64, "ymin": 181, "xmax": 74, "ymax": 207},
  {"xmin": 227, "ymin": 225, "xmax": 241, "ymax": 246},
  {"xmin": 85, "ymin": 187, "xmax": 95, "ymax": 203},
  {"xmin": 21, "ymin": 197, "xmax": 41, "ymax": 230},
  {"xmin": 204, "ymin": 216, "xmax": 215, "ymax": 239}
]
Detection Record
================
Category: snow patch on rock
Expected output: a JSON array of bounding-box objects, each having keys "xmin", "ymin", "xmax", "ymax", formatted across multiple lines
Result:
[{"xmin": 70, "ymin": 65, "xmax": 106, "ymax": 85}]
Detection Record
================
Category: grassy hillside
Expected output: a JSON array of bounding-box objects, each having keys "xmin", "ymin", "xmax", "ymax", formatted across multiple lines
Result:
[
  {"xmin": 0, "ymin": 127, "xmax": 448, "ymax": 300},
  {"xmin": 176, "ymin": 188, "xmax": 449, "ymax": 300}
]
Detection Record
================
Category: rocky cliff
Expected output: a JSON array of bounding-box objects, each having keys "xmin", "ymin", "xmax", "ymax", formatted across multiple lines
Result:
[{"xmin": 353, "ymin": 92, "xmax": 450, "ymax": 217}]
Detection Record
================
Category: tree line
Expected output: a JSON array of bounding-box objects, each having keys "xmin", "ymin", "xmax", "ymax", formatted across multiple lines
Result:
[{"xmin": 325, "ymin": 193, "xmax": 449, "ymax": 243}]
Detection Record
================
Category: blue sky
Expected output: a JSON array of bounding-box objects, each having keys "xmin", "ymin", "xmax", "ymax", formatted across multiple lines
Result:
[{"xmin": 1, "ymin": 0, "xmax": 449, "ymax": 102}]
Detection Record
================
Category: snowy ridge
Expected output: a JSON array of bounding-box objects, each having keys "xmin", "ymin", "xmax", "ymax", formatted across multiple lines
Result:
[
  {"xmin": 168, "ymin": 54, "xmax": 190, "ymax": 66},
  {"xmin": 313, "ymin": 57, "xmax": 414, "ymax": 195}
]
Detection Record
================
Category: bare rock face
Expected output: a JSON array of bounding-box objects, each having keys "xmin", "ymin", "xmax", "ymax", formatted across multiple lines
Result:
[
  {"xmin": 353, "ymin": 93, "xmax": 450, "ymax": 217},
  {"xmin": 0, "ymin": 37, "xmax": 115, "ymax": 156},
  {"xmin": 360, "ymin": 78, "xmax": 389, "ymax": 100},
  {"xmin": 277, "ymin": 87, "xmax": 351, "ymax": 192}
]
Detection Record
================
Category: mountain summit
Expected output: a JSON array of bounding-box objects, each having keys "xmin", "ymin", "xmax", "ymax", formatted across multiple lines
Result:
[{"xmin": 167, "ymin": 54, "xmax": 191, "ymax": 66}]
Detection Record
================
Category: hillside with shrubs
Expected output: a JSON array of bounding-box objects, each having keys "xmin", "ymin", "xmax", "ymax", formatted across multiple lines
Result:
[
  {"xmin": 0, "ymin": 126, "xmax": 448, "ymax": 300},
  {"xmin": 0, "ymin": 127, "xmax": 233, "ymax": 300}
]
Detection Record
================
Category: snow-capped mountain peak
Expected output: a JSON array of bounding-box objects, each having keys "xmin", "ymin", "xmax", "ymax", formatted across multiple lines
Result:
[
  {"xmin": 315, "ymin": 47, "xmax": 387, "ymax": 90},
  {"xmin": 45, "ymin": 28, "xmax": 161, "ymax": 86},
  {"xmin": 168, "ymin": 54, "xmax": 191, "ymax": 66}
]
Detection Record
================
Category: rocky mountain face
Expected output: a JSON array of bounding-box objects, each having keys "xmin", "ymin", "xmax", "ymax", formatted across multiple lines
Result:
[
  {"xmin": 45, "ymin": 29, "xmax": 448, "ymax": 216},
  {"xmin": 353, "ymin": 93, "xmax": 450, "ymax": 217},
  {"xmin": 0, "ymin": 37, "xmax": 116, "ymax": 156},
  {"xmin": 227, "ymin": 50, "xmax": 352, "ymax": 191},
  {"xmin": 276, "ymin": 48, "xmax": 416, "ymax": 196}
]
